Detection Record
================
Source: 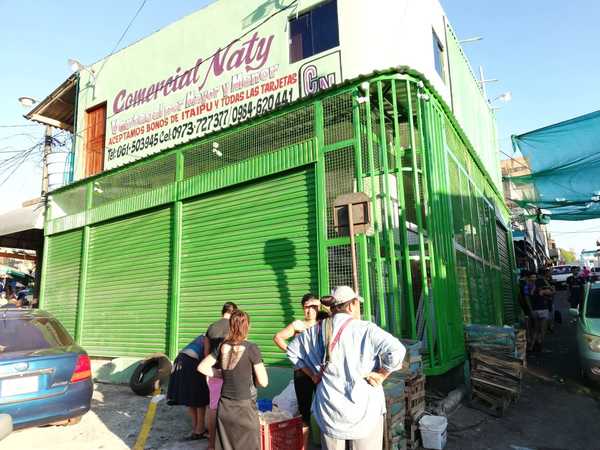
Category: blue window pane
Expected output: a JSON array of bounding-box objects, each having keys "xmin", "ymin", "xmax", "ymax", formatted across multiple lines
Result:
[
  {"xmin": 312, "ymin": 0, "xmax": 340, "ymax": 55},
  {"xmin": 289, "ymin": 0, "xmax": 339, "ymax": 63},
  {"xmin": 290, "ymin": 13, "xmax": 312, "ymax": 63},
  {"xmin": 432, "ymin": 31, "xmax": 445, "ymax": 80}
]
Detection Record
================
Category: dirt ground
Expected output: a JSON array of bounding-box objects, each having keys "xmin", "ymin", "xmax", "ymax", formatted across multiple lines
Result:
[
  {"xmin": 2, "ymin": 383, "xmax": 208, "ymax": 450},
  {"xmin": 447, "ymin": 289, "xmax": 600, "ymax": 450}
]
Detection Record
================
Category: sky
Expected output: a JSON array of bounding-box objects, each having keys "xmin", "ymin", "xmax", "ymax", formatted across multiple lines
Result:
[
  {"xmin": 0, "ymin": 0, "xmax": 213, "ymax": 210},
  {"xmin": 0, "ymin": 0, "xmax": 599, "ymax": 255},
  {"xmin": 442, "ymin": 0, "xmax": 600, "ymax": 256}
]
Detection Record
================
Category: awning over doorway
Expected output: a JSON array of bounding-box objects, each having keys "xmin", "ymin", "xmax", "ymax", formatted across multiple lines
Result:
[
  {"xmin": 0, "ymin": 203, "xmax": 44, "ymax": 251},
  {"xmin": 24, "ymin": 74, "xmax": 77, "ymax": 132},
  {"xmin": 510, "ymin": 110, "xmax": 600, "ymax": 220}
]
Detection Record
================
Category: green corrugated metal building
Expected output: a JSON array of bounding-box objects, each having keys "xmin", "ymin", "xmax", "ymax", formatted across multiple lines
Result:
[{"xmin": 32, "ymin": 0, "xmax": 517, "ymax": 375}]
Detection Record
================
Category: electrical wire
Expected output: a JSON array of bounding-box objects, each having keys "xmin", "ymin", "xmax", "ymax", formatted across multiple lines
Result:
[
  {"xmin": 74, "ymin": 0, "xmax": 300, "ymax": 142},
  {"xmin": 0, "ymin": 140, "xmax": 44, "ymax": 188},
  {"xmin": 95, "ymin": 0, "xmax": 149, "ymax": 80},
  {"xmin": 0, "ymin": 124, "xmax": 38, "ymax": 128},
  {"xmin": 0, "ymin": 133, "xmax": 39, "ymax": 143}
]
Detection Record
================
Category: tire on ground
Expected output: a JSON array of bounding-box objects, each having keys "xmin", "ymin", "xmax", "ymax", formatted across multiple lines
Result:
[{"xmin": 129, "ymin": 354, "xmax": 172, "ymax": 396}]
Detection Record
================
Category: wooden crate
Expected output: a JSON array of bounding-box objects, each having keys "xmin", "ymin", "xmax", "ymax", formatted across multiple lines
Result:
[
  {"xmin": 384, "ymin": 410, "xmax": 407, "ymax": 450},
  {"xmin": 404, "ymin": 415, "xmax": 423, "ymax": 450},
  {"xmin": 404, "ymin": 375, "xmax": 426, "ymax": 419}
]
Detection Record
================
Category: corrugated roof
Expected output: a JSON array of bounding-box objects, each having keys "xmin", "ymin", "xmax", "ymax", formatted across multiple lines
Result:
[{"xmin": 25, "ymin": 75, "xmax": 77, "ymax": 132}]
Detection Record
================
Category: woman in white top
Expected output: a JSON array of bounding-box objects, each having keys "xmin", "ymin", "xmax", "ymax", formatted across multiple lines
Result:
[{"xmin": 273, "ymin": 293, "xmax": 322, "ymax": 449}]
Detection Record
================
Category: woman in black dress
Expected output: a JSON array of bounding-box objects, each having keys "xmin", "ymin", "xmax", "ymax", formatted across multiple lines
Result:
[
  {"xmin": 198, "ymin": 310, "xmax": 268, "ymax": 450},
  {"xmin": 167, "ymin": 334, "xmax": 209, "ymax": 440}
]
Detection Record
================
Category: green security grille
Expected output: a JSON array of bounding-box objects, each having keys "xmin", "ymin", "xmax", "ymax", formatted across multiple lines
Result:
[
  {"xmin": 42, "ymin": 230, "xmax": 83, "ymax": 336},
  {"xmin": 497, "ymin": 223, "xmax": 515, "ymax": 324},
  {"xmin": 178, "ymin": 168, "xmax": 318, "ymax": 364},
  {"xmin": 80, "ymin": 208, "xmax": 172, "ymax": 356}
]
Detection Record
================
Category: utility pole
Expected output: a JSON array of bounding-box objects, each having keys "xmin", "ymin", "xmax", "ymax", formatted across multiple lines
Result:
[
  {"xmin": 42, "ymin": 125, "xmax": 52, "ymax": 197},
  {"xmin": 478, "ymin": 65, "xmax": 498, "ymax": 101}
]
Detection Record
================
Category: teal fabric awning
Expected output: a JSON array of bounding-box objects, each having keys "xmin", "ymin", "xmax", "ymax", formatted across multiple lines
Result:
[{"xmin": 510, "ymin": 110, "xmax": 600, "ymax": 220}]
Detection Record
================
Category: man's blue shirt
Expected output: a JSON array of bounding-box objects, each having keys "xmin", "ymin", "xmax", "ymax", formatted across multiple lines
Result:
[{"xmin": 287, "ymin": 313, "xmax": 406, "ymax": 440}]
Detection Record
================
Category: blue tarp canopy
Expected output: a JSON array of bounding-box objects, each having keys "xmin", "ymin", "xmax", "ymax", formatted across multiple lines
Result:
[{"xmin": 510, "ymin": 110, "xmax": 600, "ymax": 220}]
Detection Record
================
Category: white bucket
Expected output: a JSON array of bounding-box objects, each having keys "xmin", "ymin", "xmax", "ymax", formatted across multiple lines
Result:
[{"xmin": 419, "ymin": 415, "xmax": 448, "ymax": 450}]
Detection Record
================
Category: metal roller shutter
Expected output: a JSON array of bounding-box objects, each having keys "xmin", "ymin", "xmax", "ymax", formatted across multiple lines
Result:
[
  {"xmin": 179, "ymin": 168, "xmax": 318, "ymax": 365},
  {"xmin": 42, "ymin": 230, "xmax": 84, "ymax": 336},
  {"xmin": 81, "ymin": 208, "xmax": 172, "ymax": 357},
  {"xmin": 497, "ymin": 223, "xmax": 515, "ymax": 324}
]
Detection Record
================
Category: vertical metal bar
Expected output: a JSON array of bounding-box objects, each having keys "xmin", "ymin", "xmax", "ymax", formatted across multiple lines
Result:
[
  {"xmin": 506, "ymin": 227, "xmax": 520, "ymax": 320},
  {"xmin": 405, "ymin": 81, "xmax": 425, "ymax": 342},
  {"xmin": 472, "ymin": 186, "xmax": 487, "ymax": 322},
  {"xmin": 347, "ymin": 204, "xmax": 359, "ymax": 293},
  {"xmin": 314, "ymin": 101, "xmax": 330, "ymax": 297},
  {"xmin": 377, "ymin": 81, "xmax": 401, "ymax": 336},
  {"xmin": 363, "ymin": 84, "xmax": 387, "ymax": 330},
  {"xmin": 38, "ymin": 201, "xmax": 52, "ymax": 309},
  {"xmin": 168, "ymin": 151, "xmax": 184, "ymax": 359},
  {"xmin": 427, "ymin": 105, "xmax": 450, "ymax": 364},
  {"xmin": 391, "ymin": 79, "xmax": 416, "ymax": 339},
  {"xmin": 439, "ymin": 116, "xmax": 466, "ymax": 358},
  {"xmin": 74, "ymin": 182, "xmax": 93, "ymax": 344},
  {"xmin": 420, "ymin": 97, "xmax": 445, "ymax": 365},
  {"xmin": 412, "ymin": 84, "xmax": 435, "ymax": 365},
  {"xmin": 352, "ymin": 93, "xmax": 372, "ymax": 321},
  {"xmin": 66, "ymin": 74, "xmax": 80, "ymax": 185}
]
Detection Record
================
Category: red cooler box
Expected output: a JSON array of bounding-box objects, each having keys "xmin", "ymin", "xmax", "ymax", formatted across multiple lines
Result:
[{"xmin": 260, "ymin": 416, "xmax": 303, "ymax": 450}]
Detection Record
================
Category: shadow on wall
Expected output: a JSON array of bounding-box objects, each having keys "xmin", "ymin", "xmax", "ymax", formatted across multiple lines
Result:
[
  {"xmin": 242, "ymin": 0, "xmax": 288, "ymax": 28},
  {"xmin": 264, "ymin": 238, "xmax": 297, "ymax": 327}
]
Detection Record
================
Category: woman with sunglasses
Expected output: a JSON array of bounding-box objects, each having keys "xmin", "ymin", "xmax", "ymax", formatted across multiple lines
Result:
[{"xmin": 273, "ymin": 293, "xmax": 322, "ymax": 449}]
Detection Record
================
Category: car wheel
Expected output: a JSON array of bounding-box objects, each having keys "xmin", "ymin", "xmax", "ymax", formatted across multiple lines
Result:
[{"xmin": 129, "ymin": 355, "xmax": 172, "ymax": 396}]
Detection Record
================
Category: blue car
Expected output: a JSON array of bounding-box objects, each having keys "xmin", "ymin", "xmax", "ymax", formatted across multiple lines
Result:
[
  {"xmin": 0, "ymin": 308, "xmax": 93, "ymax": 429},
  {"xmin": 571, "ymin": 282, "xmax": 600, "ymax": 384}
]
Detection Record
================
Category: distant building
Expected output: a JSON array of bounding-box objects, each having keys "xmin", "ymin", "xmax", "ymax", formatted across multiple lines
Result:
[
  {"xmin": 501, "ymin": 157, "xmax": 553, "ymax": 271},
  {"xmin": 580, "ymin": 249, "xmax": 599, "ymax": 268}
]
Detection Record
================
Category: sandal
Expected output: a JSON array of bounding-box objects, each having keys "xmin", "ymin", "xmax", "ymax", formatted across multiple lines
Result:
[{"xmin": 185, "ymin": 431, "xmax": 208, "ymax": 441}]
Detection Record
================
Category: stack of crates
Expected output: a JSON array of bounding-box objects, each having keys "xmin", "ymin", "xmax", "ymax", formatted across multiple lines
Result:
[
  {"xmin": 384, "ymin": 376, "xmax": 406, "ymax": 450},
  {"xmin": 404, "ymin": 373, "xmax": 426, "ymax": 450},
  {"xmin": 384, "ymin": 339, "xmax": 426, "ymax": 450},
  {"xmin": 401, "ymin": 340, "xmax": 425, "ymax": 450},
  {"xmin": 464, "ymin": 325, "xmax": 525, "ymax": 417}
]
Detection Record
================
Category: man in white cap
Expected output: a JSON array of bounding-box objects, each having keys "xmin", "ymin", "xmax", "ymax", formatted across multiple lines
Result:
[{"xmin": 287, "ymin": 286, "xmax": 406, "ymax": 450}]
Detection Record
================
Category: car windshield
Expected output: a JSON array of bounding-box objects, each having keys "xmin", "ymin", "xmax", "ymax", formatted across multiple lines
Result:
[
  {"xmin": 586, "ymin": 289, "xmax": 600, "ymax": 319},
  {"xmin": 552, "ymin": 266, "xmax": 571, "ymax": 275},
  {"xmin": 0, "ymin": 316, "xmax": 73, "ymax": 354}
]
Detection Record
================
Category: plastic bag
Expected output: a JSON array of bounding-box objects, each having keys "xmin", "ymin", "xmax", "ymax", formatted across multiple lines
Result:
[{"xmin": 272, "ymin": 381, "xmax": 298, "ymax": 417}]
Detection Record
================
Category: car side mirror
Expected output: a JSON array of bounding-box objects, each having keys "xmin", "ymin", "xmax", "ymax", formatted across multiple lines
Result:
[{"xmin": 569, "ymin": 308, "xmax": 580, "ymax": 318}]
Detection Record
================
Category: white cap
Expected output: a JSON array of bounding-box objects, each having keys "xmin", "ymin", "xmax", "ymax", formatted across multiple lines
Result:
[{"xmin": 330, "ymin": 286, "xmax": 363, "ymax": 306}]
